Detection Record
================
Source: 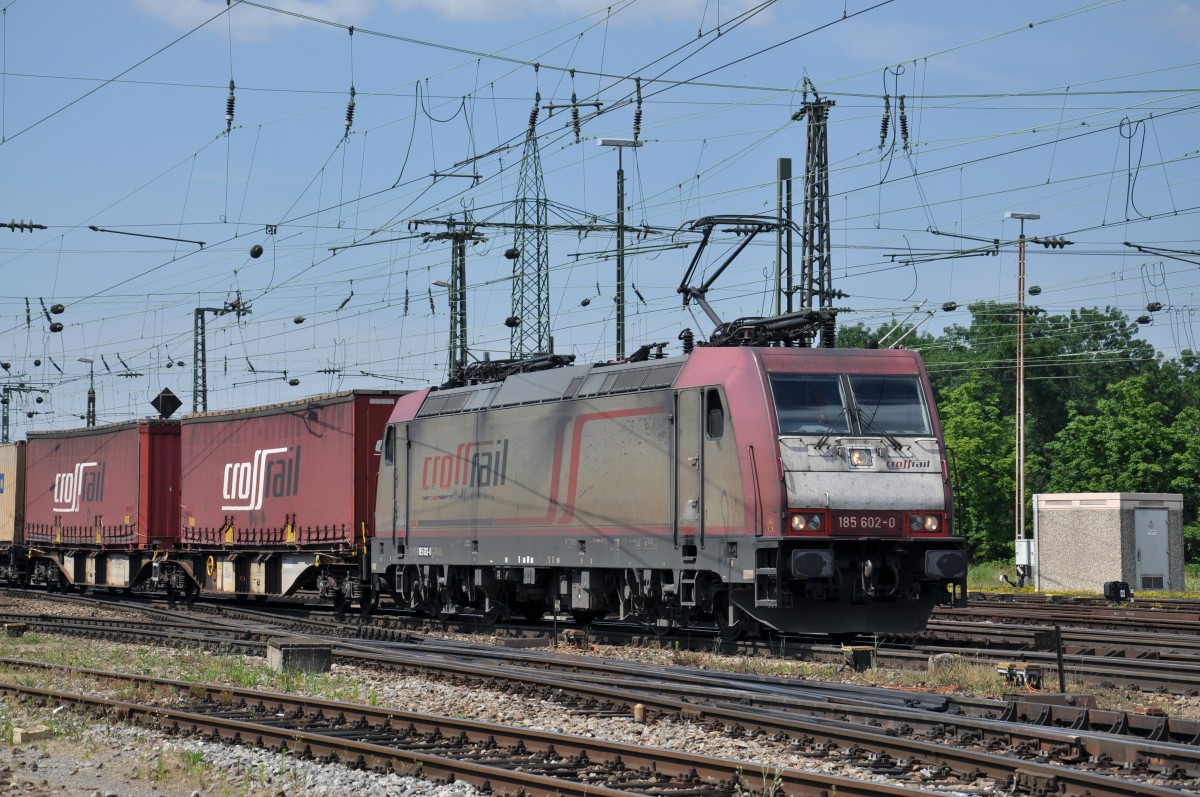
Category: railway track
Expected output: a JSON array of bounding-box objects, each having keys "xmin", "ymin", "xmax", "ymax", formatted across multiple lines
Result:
[
  {"xmin": 3, "ymin": 594, "xmax": 1200, "ymax": 795},
  {"xmin": 0, "ymin": 663, "xmax": 965, "ymax": 797},
  {"xmin": 8, "ymin": 586, "xmax": 1200, "ymax": 697},
  {"xmin": 967, "ymin": 592, "xmax": 1200, "ymax": 612},
  {"xmin": 936, "ymin": 602, "xmax": 1200, "ymax": 635}
]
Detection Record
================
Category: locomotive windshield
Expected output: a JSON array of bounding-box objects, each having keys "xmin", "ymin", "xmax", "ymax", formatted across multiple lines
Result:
[{"xmin": 770, "ymin": 374, "xmax": 932, "ymax": 436}]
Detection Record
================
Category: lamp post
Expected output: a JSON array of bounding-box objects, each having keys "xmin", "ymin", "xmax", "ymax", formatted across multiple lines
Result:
[
  {"xmin": 598, "ymin": 137, "xmax": 643, "ymax": 361},
  {"xmin": 1004, "ymin": 211, "xmax": 1039, "ymax": 583},
  {"xmin": 77, "ymin": 357, "xmax": 95, "ymax": 427}
]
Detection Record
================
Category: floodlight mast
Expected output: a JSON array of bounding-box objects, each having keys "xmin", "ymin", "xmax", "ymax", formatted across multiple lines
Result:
[
  {"xmin": 598, "ymin": 138, "xmax": 643, "ymax": 360},
  {"xmin": 1005, "ymin": 211, "xmax": 1039, "ymax": 588},
  {"xmin": 77, "ymin": 357, "xmax": 95, "ymax": 426}
]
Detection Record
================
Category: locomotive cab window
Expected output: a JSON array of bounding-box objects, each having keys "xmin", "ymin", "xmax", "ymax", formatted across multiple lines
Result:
[
  {"xmin": 383, "ymin": 426, "xmax": 395, "ymax": 465},
  {"xmin": 770, "ymin": 375, "xmax": 848, "ymax": 434},
  {"xmin": 705, "ymin": 389, "xmax": 725, "ymax": 439},
  {"xmin": 848, "ymin": 375, "xmax": 932, "ymax": 436}
]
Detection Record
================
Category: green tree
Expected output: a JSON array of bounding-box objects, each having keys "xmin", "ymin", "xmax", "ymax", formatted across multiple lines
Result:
[
  {"xmin": 1046, "ymin": 374, "xmax": 1200, "ymax": 496},
  {"xmin": 936, "ymin": 374, "xmax": 1015, "ymax": 560}
]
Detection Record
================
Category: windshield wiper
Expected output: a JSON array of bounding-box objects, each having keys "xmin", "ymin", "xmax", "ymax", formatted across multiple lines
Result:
[
  {"xmin": 813, "ymin": 406, "xmax": 851, "ymax": 450},
  {"xmin": 856, "ymin": 406, "xmax": 903, "ymax": 451}
]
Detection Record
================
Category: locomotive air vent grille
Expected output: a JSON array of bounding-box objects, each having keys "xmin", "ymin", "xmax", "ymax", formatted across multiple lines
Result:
[
  {"xmin": 417, "ymin": 395, "xmax": 449, "ymax": 417},
  {"xmin": 442, "ymin": 393, "xmax": 471, "ymax": 413},
  {"xmin": 565, "ymin": 376, "xmax": 586, "ymax": 398},
  {"xmin": 643, "ymin": 363, "xmax": 683, "ymax": 388},
  {"xmin": 613, "ymin": 370, "xmax": 649, "ymax": 392}
]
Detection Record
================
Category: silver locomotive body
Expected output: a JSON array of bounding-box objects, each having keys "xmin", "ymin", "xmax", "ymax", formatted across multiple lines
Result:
[{"xmin": 371, "ymin": 346, "xmax": 965, "ymax": 636}]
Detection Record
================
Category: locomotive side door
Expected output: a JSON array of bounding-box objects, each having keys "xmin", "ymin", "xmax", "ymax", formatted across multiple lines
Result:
[
  {"xmin": 394, "ymin": 423, "xmax": 410, "ymax": 549},
  {"xmin": 381, "ymin": 423, "xmax": 410, "ymax": 548},
  {"xmin": 674, "ymin": 388, "xmax": 703, "ymax": 548}
]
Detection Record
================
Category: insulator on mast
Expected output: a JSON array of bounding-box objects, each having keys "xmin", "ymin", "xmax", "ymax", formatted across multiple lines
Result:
[
  {"xmin": 571, "ymin": 92, "xmax": 581, "ymax": 142},
  {"xmin": 879, "ymin": 94, "xmax": 890, "ymax": 149},
  {"xmin": 226, "ymin": 80, "xmax": 236, "ymax": 133},
  {"xmin": 633, "ymin": 78, "xmax": 643, "ymax": 140},
  {"xmin": 898, "ymin": 95, "xmax": 909, "ymax": 149},
  {"xmin": 529, "ymin": 91, "xmax": 540, "ymax": 133},
  {"xmin": 344, "ymin": 85, "xmax": 356, "ymax": 136}
]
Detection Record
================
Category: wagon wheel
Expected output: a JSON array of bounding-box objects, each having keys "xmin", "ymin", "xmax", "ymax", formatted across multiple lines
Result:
[
  {"xmin": 332, "ymin": 591, "xmax": 350, "ymax": 622},
  {"xmin": 183, "ymin": 579, "xmax": 199, "ymax": 609},
  {"xmin": 359, "ymin": 587, "xmax": 379, "ymax": 622},
  {"xmin": 166, "ymin": 584, "xmax": 177, "ymax": 610}
]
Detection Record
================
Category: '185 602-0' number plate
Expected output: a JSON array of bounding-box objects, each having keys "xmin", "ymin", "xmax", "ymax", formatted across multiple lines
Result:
[{"xmin": 832, "ymin": 511, "xmax": 903, "ymax": 536}]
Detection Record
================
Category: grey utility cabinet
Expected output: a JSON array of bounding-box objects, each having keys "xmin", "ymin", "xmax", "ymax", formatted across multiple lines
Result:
[{"xmin": 1032, "ymin": 492, "xmax": 1183, "ymax": 593}]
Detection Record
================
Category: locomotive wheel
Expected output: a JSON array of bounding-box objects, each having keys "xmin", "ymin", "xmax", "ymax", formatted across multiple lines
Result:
[
  {"xmin": 714, "ymin": 595, "xmax": 755, "ymax": 642},
  {"xmin": 184, "ymin": 580, "xmax": 199, "ymax": 608},
  {"xmin": 640, "ymin": 604, "xmax": 672, "ymax": 636},
  {"xmin": 517, "ymin": 601, "xmax": 545, "ymax": 622},
  {"xmin": 482, "ymin": 603, "xmax": 509, "ymax": 624}
]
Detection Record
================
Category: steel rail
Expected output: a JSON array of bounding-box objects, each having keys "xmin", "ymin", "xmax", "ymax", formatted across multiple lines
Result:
[
  {"xmin": 319, "ymin": 649, "xmax": 1193, "ymax": 796},
  {"xmin": 0, "ymin": 669, "xmax": 945, "ymax": 797}
]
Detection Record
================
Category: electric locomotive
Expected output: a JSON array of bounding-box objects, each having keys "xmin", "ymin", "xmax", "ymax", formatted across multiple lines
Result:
[{"xmin": 369, "ymin": 344, "xmax": 967, "ymax": 637}]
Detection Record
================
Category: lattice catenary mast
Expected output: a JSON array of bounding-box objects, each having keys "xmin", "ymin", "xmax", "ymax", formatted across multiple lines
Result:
[
  {"xmin": 793, "ymin": 81, "xmax": 836, "ymax": 347},
  {"xmin": 510, "ymin": 94, "xmax": 551, "ymax": 358}
]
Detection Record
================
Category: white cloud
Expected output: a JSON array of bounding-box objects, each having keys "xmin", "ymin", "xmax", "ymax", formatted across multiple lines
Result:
[
  {"xmin": 1160, "ymin": 1, "xmax": 1200, "ymax": 47},
  {"xmin": 133, "ymin": 0, "xmax": 381, "ymax": 40},
  {"xmin": 384, "ymin": 0, "xmax": 767, "ymax": 25},
  {"xmin": 134, "ymin": 0, "xmax": 770, "ymax": 32}
]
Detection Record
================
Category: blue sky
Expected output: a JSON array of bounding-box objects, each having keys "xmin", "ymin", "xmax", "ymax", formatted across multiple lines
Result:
[{"xmin": 1, "ymin": 0, "xmax": 1198, "ymax": 432}]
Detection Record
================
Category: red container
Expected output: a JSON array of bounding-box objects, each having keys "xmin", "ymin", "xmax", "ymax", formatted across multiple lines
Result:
[
  {"xmin": 179, "ymin": 390, "xmax": 402, "ymax": 547},
  {"xmin": 24, "ymin": 420, "xmax": 181, "ymax": 549}
]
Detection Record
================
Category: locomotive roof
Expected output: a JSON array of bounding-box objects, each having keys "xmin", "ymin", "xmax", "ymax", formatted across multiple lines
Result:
[
  {"xmin": 182, "ymin": 388, "xmax": 408, "ymax": 424},
  {"xmin": 403, "ymin": 346, "xmax": 926, "ymax": 421}
]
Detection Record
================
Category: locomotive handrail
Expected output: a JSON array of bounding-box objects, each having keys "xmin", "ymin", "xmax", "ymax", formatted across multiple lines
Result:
[{"xmin": 748, "ymin": 445, "xmax": 763, "ymax": 538}]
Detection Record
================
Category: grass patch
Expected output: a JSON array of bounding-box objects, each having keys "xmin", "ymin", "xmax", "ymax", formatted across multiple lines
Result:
[
  {"xmin": 970, "ymin": 559, "xmax": 1200, "ymax": 597},
  {"xmin": 967, "ymin": 560, "xmax": 1024, "ymax": 592}
]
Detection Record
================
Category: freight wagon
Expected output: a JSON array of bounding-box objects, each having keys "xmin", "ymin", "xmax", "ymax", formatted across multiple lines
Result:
[
  {"xmin": 20, "ymin": 420, "xmax": 180, "ymax": 591},
  {"xmin": 370, "ymin": 346, "xmax": 967, "ymax": 638},
  {"xmin": 161, "ymin": 390, "xmax": 404, "ymax": 611},
  {"xmin": 0, "ymin": 442, "xmax": 25, "ymax": 584}
]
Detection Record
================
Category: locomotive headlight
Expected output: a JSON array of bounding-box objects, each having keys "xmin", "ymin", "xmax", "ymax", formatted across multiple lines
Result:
[
  {"xmin": 788, "ymin": 510, "xmax": 829, "ymax": 534},
  {"xmin": 848, "ymin": 448, "xmax": 873, "ymax": 468},
  {"xmin": 907, "ymin": 513, "xmax": 943, "ymax": 534}
]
